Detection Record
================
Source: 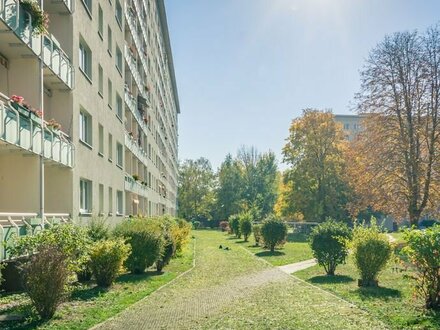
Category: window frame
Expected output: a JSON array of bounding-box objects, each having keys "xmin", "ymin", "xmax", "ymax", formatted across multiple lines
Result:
[
  {"xmin": 79, "ymin": 110, "xmax": 93, "ymax": 147},
  {"xmin": 79, "ymin": 178, "xmax": 92, "ymax": 214}
]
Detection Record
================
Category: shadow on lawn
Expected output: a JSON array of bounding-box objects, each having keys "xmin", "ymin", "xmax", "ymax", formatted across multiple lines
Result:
[
  {"xmin": 256, "ymin": 250, "xmax": 285, "ymax": 257},
  {"xmin": 309, "ymin": 275, "xmax": 355, "ymax": 284},
  {"xmin": 356, "ymin": 286, "xmax": 401, "ymax": 300}
]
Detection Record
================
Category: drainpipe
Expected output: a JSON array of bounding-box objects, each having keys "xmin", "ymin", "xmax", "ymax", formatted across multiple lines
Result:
[{"xmin": 39, "ymin": 0, "xmax": 45, "ymax": 224}]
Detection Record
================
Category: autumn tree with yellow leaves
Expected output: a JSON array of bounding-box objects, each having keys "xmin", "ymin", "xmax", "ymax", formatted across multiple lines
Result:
[{"xmin": 282, "ymin": 109, "xmax": 351, "ymax": 222}]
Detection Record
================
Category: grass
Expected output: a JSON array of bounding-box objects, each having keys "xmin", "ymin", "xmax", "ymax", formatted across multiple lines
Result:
[
  {"xmin": 389, "ymin": 232, "xmax": 406, "ymax": 244},
  {"xmin": 0, "ymin": 238, "xmax": 194, "ymax": 330},
  {"xmin": 295, "ymin": 257, "xmax": 440, "ymax": 329},
  {"xmin": 229, "ymin": 230, "xmax": 313, "ymax": 266}
]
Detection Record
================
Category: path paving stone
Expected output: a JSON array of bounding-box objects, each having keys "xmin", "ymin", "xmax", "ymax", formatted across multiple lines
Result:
[{"xmin": 277, "ymin": 258, "xmax": 317, "ymax": 274}]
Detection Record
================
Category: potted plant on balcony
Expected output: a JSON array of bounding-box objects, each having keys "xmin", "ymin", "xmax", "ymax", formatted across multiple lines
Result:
[
  {"xmin": 20, "ymin": 0, "xmax": 49, "ymax": 36},
  {"xmin": 132, "ymin": 174, "xmax": 139, "ymax": 181},
  {"xmin": 46, "ymin": 118, "xmax": 61, "ymax": 132}
]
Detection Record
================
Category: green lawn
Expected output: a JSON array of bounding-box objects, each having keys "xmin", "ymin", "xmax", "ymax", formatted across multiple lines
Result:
[
  {"xmin": 295, "ymin": 257, "xmax": 440, "ymax": 329},
  {"xmin": 389, "ymin": 232, "xmax": 406, "ymax": 244},
  {"xmin": 228, "ymin": 230, "xmax": 313, "ymax": 266},
  {"xmin": 0, "ymin": 239, "xmax": 194, "ymax": 330}
]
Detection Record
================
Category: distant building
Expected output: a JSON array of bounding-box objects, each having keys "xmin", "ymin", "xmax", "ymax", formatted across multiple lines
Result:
[{"xmin": 334, "ymin": 114, "xmax": 363, "ymax": 141}]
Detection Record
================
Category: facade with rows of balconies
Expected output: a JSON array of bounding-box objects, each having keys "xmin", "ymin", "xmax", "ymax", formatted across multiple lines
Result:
[{"xmin": 0, "ymin": 0, "xmax": 179, "ymax": 229}]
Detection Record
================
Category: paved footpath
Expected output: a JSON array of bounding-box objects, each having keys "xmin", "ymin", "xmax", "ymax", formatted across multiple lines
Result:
[
  {"xmin": 94, "ymin": 231, "xmax": 387, "ymax": 330},
  {"xmin": 277, "ymin": 258, "xmax": 317, "ymax": 274}
]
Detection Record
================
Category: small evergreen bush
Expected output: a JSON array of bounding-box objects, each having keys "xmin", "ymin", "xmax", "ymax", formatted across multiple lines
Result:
[
  {"xmin": 309, "ymin": 220, "xmax": 351, "ymax": 275},
  {"xmin": 156, "ymin": 233, "xmax": 176, "ymax": 272},
  {"xmin": 115, "ymin": 218, "xmax": 164, "ymax": 274},
  {"xmin": 89, "ymin": 239, "xmax": 130, "ymax": 287},
  {"xmin": 22, "ymin": 244, "xmax": 69, "ymax": 319},
  {"xmin": 229, "ymin": 215, "xmax": 241, "ymax": 238},
  {"xmin": 403, "ymin": 226, "xmax": 440, "ymax": 309},
  {"xmin": 350, "ymin": 220, "xmax": 392, "ymax": 287},
  {"xmin": 239, "ymin": 212, "xmax": 253, "ymax": 242},
  {"xmin": 261, "ymin": 216, "xmax": 287, "ymax": 252}
]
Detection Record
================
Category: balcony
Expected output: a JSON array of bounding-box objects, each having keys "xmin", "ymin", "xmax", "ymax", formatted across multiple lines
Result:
[
  {"xmin": 0, "ymin": 212, "xmax": 70, "ymax": 260},
  {"xmin": 44, "ymin": 0, "xmax": 74, "ymax": 14},
  {"xmin": 124, "ymin": 88, "xmax": 150, "ymax": 137},
  {"xmin": 0, "ymin": 0, "xmax": 74, "ymax": 89},
  {"xmin": 0, "ymin": 97, "xmax": 75, "ymax": 168},
  {"xmin": 125, "ymin": 132, "xmax": 149, "ymax": 167},
  {"xmin": 124, "ymin": 174, "xmax": 149, "ymax": 198}
]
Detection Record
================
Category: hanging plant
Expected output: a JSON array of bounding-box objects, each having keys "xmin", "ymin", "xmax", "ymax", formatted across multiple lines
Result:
[
  {"xmin": 20, "ymin": 0, "xmax": 49, "ymax": 36},
  {"xmin": 46, "ymin": 118, "xmax": 61, "ymax": 131}
]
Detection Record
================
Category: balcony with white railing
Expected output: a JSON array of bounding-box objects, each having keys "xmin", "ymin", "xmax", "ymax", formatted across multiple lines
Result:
[
  {"xmin": 0, "ymin": 97, "xmax": 75, "ymax": 168},
  {"xmin": 125, "ymin": 45, "xmax": 145, "ymax": 99},
  {"xmin": 0, "ymin": 0, "xmax": 74, "ymax": 89},
  {"xmin": 124, "ymin": 174, "xmax": 149, "ymax": 198},
  {"xmin": 125, "ymin": 132, "xmax": 149, "ymax": 167}
]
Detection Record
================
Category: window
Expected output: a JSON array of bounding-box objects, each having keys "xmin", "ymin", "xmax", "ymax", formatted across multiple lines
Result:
[
  {"xmin": 116, "ymin": 190, "xmax": 123, "ymax": 215},
  {"xmin": 98, "ymin": 124, "xmax": 104, "ymax": 155},
  {"xmin": 116, "ymin": 93, "xmax": 123, "ymax": 120},
  {"xmin": 108, "ymin": 133, "xmax": 113, "ymax": 161},
  {"xmin": 99, "ymin": 183, "xmax": 104, "ymax": 214},
  {"xmin": 107, "ymin": 26, "xmax": 112, "ymax": 56},
  {"xmin": 116, "ymin": 45, "xmax": 122, "ymax": 73},
  {"xmin": 107, "ymin": 79, "xmax": 112, "ymax": 108},
  {"xmin": 82, "ymin": 0, "xmax": 92, "ymax": 16},
  {"xmin": 98, "ymin": 5, "xmax": 103, "ymax": 38},
  {"xmin": 80, "ymin": 179, "xmax": 92, "ymax": 213},
  {"xmin": 79, "ymin": 39, "xmax": 92, "ymax": 79},
  {"xmin": 98, "ymin": 64, "xmax": 103, "ymax": 96},
  {"xmin": 343, "ymin": 123, "xmax": 349, "ymax": 130},
  {"xmin": 115, "ymin": 0, "xmax": 122, "ymax": 28},
  {"xmin": 108, "ymin": 187, "xmax": 113, "ymax": 215},
  {"xmin": 79, "ymin": 110, "xmax": 92, "ymax": 146},
  {"xmin": 116, "ymin": 142, "xmax": 123, "ymax": 168}
]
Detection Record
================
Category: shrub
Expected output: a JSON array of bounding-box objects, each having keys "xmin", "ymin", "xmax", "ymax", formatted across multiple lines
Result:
[
  {"xmin": 87, "ymin": 217, "xmax": 110, "ymax": 242},
  {"xmin": 261, "ymin": 216, "xmax": 288, "ymax": 252},
  {"xmin": 172, "ymin": 218, "xmax": 191, "ymax": 254},
  {"xmin": 114, "ymin": 218, "xmax": 164, "ymax": 274},
  {"xmin": 156, "ymin": 233, "xmax": 176, "ymax": 272},
  {"xmin": 229, "ymin": 215, "xmax": 241, "ymax": 238},
  {"xmin": 309, "ymin": 220, "xmax": 351, "ymax": 275},
  {"xmin": 22, "ymin": 244, "xmax": 69, "ymax": 319},
  {"xmin": 89, "ymin": 239, "xmax": 130, "ymax": 287},
  {"xmin": 403, "ymin": 226, "xmax": 440, "ymax": 309},
  {"xmin": 240, "ymin": 213, "xmax": 253, "ymax": 242},
  {"xmin": 350, "ymin": 220, "xmax": 392, "ymax": 287},
  {"xmin": 10, "ymin": 224, "xmax": 90, "ymax": 273},
  {"xmin": 253, "ymin": 225, "xmax": 262, "ymax": 246},
  {"xmin": 192, "ymin": 221, "xmax": 201, "ymax": 230},
  {"xmin": 219, "ymin": 221, "xmax": 229, "ymax": 232}
]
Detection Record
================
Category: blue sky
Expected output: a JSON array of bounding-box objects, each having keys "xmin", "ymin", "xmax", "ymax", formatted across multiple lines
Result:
[{"xmin": 165, "ymin": 0, "xmax": 440, "ymax": 170}]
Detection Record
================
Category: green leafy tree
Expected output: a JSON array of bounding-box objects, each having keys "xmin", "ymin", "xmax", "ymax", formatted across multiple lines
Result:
[
  {"xmin": 178, "ymin": 158, "xmax": 216, "ymax": 222},
  {"xmin": 261, "ymin": 215, "xmax": 288, "ymax": 252},
  {"xmin": 282, "ymin": 109, "xmax": 351, "ymax": 222}
]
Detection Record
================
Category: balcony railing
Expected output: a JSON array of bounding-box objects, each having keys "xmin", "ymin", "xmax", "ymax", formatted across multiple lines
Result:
[
  {"xmin": 125, "ymin": 132, "xmax": 149, "ymax": 167},
  {"xmin": 0, "ymin": 0, "xmax": 74, "ymax": 89},
  {"xmin": 124, "ymin": 174, "xmax": 149, "ymax": 198},
  {"xmin": 0, "ymin": 212, "xmax": 70, "ymax": 260},
  {"xmin": 0, "ymin": 98, "xmax": 75, "ymax": 168}
]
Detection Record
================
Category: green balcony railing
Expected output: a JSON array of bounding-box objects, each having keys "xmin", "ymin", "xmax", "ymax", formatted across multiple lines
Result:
[{"xmin": 0, "ymin": 98, "xmax": 75, "ymax": 168}]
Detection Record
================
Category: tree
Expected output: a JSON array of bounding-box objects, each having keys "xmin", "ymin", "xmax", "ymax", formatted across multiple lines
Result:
[
  {"xmin": 351, "ymin": 25, "xmax": 440, "ymax": 225},
  {"xmin": 177, "ymin": 158, "xmax": 215, "ymax": 222},
  {"xmin": 282, "ymin": 109, "xmax": 351, "ymax": 222},
  {"xmin": 239, "ymin": 212, "xmax": 253, "ymax": 242},
  {"xmin": 215, "ymin": 154, "xmax": 243, "ymax": 220}
]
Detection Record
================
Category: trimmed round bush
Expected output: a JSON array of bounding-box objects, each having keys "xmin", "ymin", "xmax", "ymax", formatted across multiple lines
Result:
[
  {"xmin": 23, "ymin": 244, "xmax": 69, "ymax": 319},
  {"xmin": 115, "ymin": 218, "xmax": 164, "ymax": 274},
  {"xmin": 403, "ymin": 226, "xmax": 440, "ymax": 309},
  {"xmin": 261, "ymin": 216, "xmax": 287, "ymax": 252},
  {"xmin": 229, "ymin": 215, "xmax": 241, "ymax": 238},
  {"xmin": 240, "ymin": 213, "xmax": 253, "ymax": 242},
  {"xmin": 350, "ymin": 221, "xmax": 392, "ymax": 287},
  {"xmin": 309, "ymin": 220, "xmax": 351, "ymax": 275},
  {"xmin": 253, "ymin": 225, "xmax": 262, "ymax": 246},
  {"xmin": 89, "ymin": 239, "xmax": 130, "ymax": 287}
]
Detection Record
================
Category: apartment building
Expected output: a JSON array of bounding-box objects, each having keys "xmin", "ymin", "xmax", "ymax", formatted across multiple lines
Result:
[
  {"xmin": 0, "ymin": 0, "xmax": 179, "ymax": 226},
  {"xmin": 334, "ymin": 114, "xmax": 362, "ymax": 141}
]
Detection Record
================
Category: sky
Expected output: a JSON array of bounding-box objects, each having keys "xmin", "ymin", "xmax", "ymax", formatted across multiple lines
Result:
[{"xmin": 165, "ymin": 0, "xmax": 440, "ymax": 171}]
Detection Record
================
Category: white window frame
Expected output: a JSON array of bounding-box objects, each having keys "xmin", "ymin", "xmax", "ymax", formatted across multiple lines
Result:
[
  {"xmin": 80, "ymin": 179, "xmax": 92, "ymax": 214},
  {"xmin": 79, "ymin": 110, "xmax": 92, "ymax": 146}
]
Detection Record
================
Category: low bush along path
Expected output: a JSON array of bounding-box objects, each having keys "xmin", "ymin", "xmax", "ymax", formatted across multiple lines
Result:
[{"xmin": 94, "ymin": 230, "xmax": 387, "ymax": 330}]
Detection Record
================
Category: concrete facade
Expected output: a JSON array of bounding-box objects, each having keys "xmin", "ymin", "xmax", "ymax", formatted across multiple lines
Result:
[
  {"xmin": 334, "ymin": 114, "xmax": 362, "ymax": 141},
  {"xmin": 0, "ymin": 0, "xmax": 179, "ymax": 224}
]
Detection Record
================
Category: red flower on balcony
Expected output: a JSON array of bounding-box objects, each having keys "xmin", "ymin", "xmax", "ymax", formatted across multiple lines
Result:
[{"xmin": 10, "ymin": 95, "xmax": 24, "ymax": 104}]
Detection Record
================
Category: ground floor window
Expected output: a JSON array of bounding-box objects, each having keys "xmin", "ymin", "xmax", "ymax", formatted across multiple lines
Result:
[
  {"xmin": 80, "ymin": 179, "xmax": 92, "ymax": 213},
  {"xmin": 116, "ymin": 190, "xmax": 123, "ymax": 215}
]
